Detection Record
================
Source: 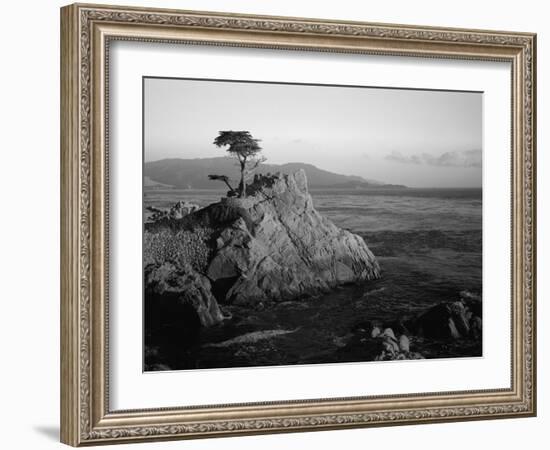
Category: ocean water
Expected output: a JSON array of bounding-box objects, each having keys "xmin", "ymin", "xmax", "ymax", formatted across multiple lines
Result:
[{"xmin": 144, "ymin": 187, "xmax": 482, "ymax": 369}]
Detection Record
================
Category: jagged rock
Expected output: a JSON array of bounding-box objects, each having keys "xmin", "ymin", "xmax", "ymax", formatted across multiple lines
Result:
[
  {"xmin": 409, "ymin": 298, "xmax": 481, "ymax": 340},
  {"xmin": 365, "ymin": 329, "xmax": 422, "ymax": 361},
  {"xmin": 169, "ymin": 201, "xmax": 200, "ymax": 219},
  {"xmin": 460, "ymin": 291, "xmax": 482, "ymax": 318},
  {"xmin": 144, "ymin": 170, "xmax": 380, "ymax": 340},
  {"xmin": 146, "ymin": 205, "xmax": 163, "ymax": 214},
  {"xmin": 447, "ymin": 317, "xmax": 461, "ymax": 339},
  {"xmin": 448, "ymin": 301, "xmax": 470, "ymax": 336},
  {"xmin": 345, "ymin": 292, "xmax": 481, "ymax": 362},
  {"xmin": 145, "ymin": 262, "xmax": 224, "ymax": 327},
  {"xmin": 146, "ymin": 206, "xmax": 169, "ymax": 222},
  {"xmin": 382, "ymin": 328, "xmax": 396, "ymax": 340},
  {"xmin": 470, "ymin": 315, "xmax": 482, "ymax": 339},
  {"xmin": 204, "ymin": 170, "xmax": 380, "ymax": 305},
  {"xmin": 399, "ymin": 335, "xmax": 410, "ymax": 352},
  {"xmin": 340, "ymin": 322, "xmax": 425, "ymax": 362},
  {"xmin": 381, "ymin": 336, "xmax": 399, "ymax": 354},
  {"xmin": 146, "ymin": 201, "xmax": 201, "ymax": 222}
]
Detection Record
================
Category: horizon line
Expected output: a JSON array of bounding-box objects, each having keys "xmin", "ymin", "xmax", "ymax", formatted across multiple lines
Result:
[{"xmin": 144, "ymin": 157, "xmax": 482, "ymax": 189}]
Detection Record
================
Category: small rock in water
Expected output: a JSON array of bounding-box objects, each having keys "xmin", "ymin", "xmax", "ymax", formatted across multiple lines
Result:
[
  {"xmin": 332, "ymin": 335, "xmax": 349, "ymax": 348},
  {"xmin": 470, "ymin": 315, "xmax": 482, "ymax": 338},
  {"xmin": 412, "ymin": 298, "xmax": 479, "ymax": 340},
  {"xmin": 449, "ymin": 301, "xmax": 470, "ymax": 335},
  {"xmin": 399, "ymin": 335, "xmax": 410, "ymax": 352},
  {"xmin": 460, "ymin": 290, "xmax": 481, "ymax": 302},
  {"xmin": 382, "ymin": 328, "xmax": 396, "ymax": 340},
  {"xmin": 382, "ymin": 338, "xmax": 398, "ymax": 354},
  {"xmin": 448, "ymin": 317, "xmax": 461, "ymax": 339}
]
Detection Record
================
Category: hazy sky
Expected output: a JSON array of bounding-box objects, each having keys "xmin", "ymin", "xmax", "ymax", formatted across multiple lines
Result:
[{"xmin": 144, "ymin": 77, "xmax": 482, "ymax": 188}]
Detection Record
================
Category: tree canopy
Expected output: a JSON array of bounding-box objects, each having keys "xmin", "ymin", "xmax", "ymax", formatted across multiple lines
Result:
[
  {"xmin": 213, "ymin": 131, "xmax": 262, "ymax": 159},
  {"xmin": 211, "ymin": 131, "xmax": 265, "ymax": 198}
]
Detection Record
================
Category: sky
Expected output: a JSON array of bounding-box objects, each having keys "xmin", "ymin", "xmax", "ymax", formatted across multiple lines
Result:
[{"xmin": 144, "ymin": 77, "xmax": 482, "ymax": 188}]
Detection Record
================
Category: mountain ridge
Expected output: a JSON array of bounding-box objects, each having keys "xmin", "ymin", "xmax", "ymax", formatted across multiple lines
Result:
[{"xmin": 144, "ymin": 157, "xmax": 406, "ymax": 189}]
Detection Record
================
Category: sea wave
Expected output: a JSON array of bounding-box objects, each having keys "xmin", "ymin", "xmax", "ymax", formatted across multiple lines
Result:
[{"xmin": 204, "ymin": 328, "xmax": 300, "ymax": 348}]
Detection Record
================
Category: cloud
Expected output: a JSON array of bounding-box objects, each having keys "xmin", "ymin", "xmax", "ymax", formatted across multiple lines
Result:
[
  {"xmin": 385, "ymin": 152, "xmax": 423, "ymax": 165},
  {"xmin": 385, "ymin": 149, "xmax": 481, "ymax": 168}
]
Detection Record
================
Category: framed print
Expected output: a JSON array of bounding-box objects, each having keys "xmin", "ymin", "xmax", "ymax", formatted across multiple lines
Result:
[{"xmin": 60, "ymin": 3, "xmax": 537, "ymax": 446}]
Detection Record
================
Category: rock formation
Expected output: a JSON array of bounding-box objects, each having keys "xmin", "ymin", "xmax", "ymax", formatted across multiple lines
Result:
[
  {"xmin": 196, "ymin": 170, "xmax": 380, "ymax": 305},
  {"xmin": 144, "ymin": 170, "xmax": 381, "ymax": 329},
  {"xmin": 146, "ymin": 201, "xmax": 201, "ymax": 222},
  {"xmin": 404, "ymin": 292, "xmax": 482, "ymax": 340},
  {"xmin": 343, "ymin": 321, "xmax": 424, "ymax": 362},
  {"xmin": 169, "ymin": 201, "xmax": 200, "ymax": 219},
  {"xmin": 145, "ymin": 262, "xmax": 224, "ymax": 327}
]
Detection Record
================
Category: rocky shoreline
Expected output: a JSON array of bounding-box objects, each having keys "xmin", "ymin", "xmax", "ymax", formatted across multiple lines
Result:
[
  {"xmin": 144, "ymin": 288, "xmax": 482, "ymax": 370},
  {"xmin": 144, "ymin": 171, "xmax": 381, "ymax": 369},
  {"xmin": 338, "ymin": 290, "xmax": 482, "ymax": 362},
  {"xmin": 143, "ymin": 172, "xmax": 482, "ymax": 371}
]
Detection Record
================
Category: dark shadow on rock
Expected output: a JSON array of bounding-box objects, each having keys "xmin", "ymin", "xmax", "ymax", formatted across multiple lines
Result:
[
  {"xmin": 144, "ymin": 291, "xmax": 203, "ymax": 370},
  {"xmin": 210, "ymin": 275, "xmax": 239, "ymax": 302}
]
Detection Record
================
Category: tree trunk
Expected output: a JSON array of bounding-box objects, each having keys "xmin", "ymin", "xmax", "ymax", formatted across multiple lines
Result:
[
  {"xmin": 222, "ymin": 179, "xmax": 235, "ymax": 193},
  {"xmin": 239, "ymin": 159, "xmax": 246, "ymax": 198}
]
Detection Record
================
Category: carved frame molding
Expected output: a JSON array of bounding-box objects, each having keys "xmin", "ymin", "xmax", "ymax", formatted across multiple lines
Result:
[{"xmin": 60, "ymin": 3, "xmax": 536, "ymax": 446}]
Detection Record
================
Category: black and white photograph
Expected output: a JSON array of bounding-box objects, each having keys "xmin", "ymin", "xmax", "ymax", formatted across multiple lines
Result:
[
  {"xmin": 143, "ymin": 77, "xmax": 483, "ymax": 371},
  {"xmin": 1, "ymin": 0, "xmax": 542, "ymax": 447}
]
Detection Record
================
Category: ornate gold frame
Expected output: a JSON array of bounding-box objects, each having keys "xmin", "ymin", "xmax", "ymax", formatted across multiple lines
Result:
[{"xmin": 60, "ymin": 3, "xmax": 536, "ymax": 446}]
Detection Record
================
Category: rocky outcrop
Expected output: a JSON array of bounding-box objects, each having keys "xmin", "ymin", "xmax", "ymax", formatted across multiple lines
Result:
[
  {"xmin": 144, "ymin": 170, "xmax": 380, "ymax": 335},
  {"xmin": 145, "ymin": 262, "xmax": 224, "ymax": 327},
  {"xmin": 405, "ymin": 292, "xmax": 482, "ymax": 340},
  {"xmin": 146, "ymin": 201, "xmax": 201, "ymax": 223},
  {"xmin": 169, "ymin": 201, "xmax": 200, "ymax": 219},
  {"xmin": 343, "ymin": 322, "xmax": 424, "ymax": 361},
  {"xmin": 341, "ymin": 291, "xmax": 482, "ymax": 362},
  {"xmin": 204, "ymin": 170, "xmax": 380, "ymax": 305}
]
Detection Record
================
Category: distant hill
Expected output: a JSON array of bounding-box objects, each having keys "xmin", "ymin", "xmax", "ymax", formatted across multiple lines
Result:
[
  {"xmin": 144, "ymin": 176, "xmax": 174, "ymax": 188},
  {"xmin": 144, "ymin": 157, "xmax": 404, "ymax": 189}
]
